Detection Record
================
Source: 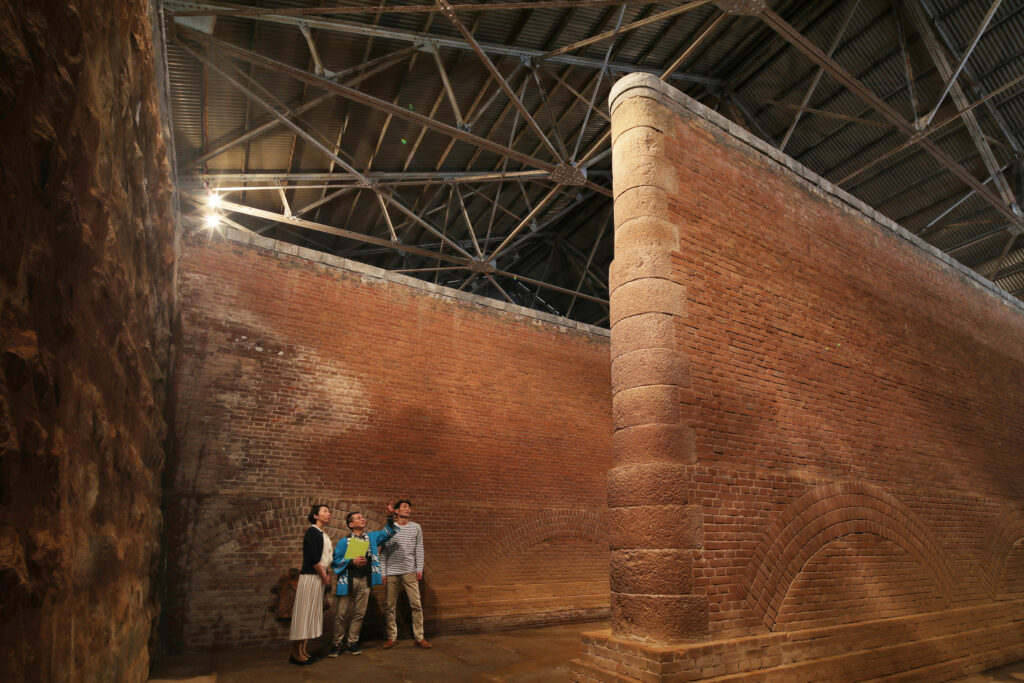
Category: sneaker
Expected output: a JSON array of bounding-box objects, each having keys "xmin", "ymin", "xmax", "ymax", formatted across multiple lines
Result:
[
  {"xmin": 327, "ymin": 644, "xmax": 343, "ymax": 658},
  {"xmin": 415, "ymin": 638, "xmax": 432, "ymax": 649},
  {"xmin": 347, "ymin": 642, "xmax": 362, "ymax": 656},
  {"xmin": 382, "ymin": 639, "xmax": 397, "ymax": 649}
]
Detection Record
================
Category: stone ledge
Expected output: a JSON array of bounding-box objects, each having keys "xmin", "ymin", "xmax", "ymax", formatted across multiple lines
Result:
[
  {"xmin": 608, "ymin": 72, "xmax": 1024, "ymax": 319},
  {"xmin": 219, "ymin": 226, "xmax": 609, "ymax": 338},
  {"xmin": 575, "ymin": 599, "xmax": 1024, "ymax": 682}
]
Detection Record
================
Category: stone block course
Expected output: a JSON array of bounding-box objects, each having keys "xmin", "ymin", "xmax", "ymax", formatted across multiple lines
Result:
[
  {"xmin": 609, "ymin": 278, "xmax": 688, "ymax": 326},
  {"xmin": 612, "ymin": 424, "xmax": 696, "ymax": 466},
  {"xmin": 607, "ymin": 505, "xmax": 702, "ymax": 550}
]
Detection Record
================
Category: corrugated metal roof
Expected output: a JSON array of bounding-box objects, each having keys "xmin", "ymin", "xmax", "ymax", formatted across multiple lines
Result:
[{"xmin": 161, "ymin": 0, "xmax": 1024, "ymax": 323}]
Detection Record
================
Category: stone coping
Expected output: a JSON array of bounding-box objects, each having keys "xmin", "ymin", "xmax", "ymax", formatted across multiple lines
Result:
[
  {"xmin": 217, "ymin": 226, "xmax": 610, "ymax": 338},
  {"xmin": 609, "ymin": 73, "xmax": 1024, "ymax": 320}
]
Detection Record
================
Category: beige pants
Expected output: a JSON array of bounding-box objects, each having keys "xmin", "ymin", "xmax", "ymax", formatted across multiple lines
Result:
[
  {"xmin": 385, "ymin": 572, "xmax": 424, "ymax": 640},
  {"xmin": 332, "ymin": 574, "xmax": 370, "ymax": 645}
]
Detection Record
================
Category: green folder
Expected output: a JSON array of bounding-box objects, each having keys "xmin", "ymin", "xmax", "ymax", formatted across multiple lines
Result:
[{"xmin": 344, "ymin": 537, "xmax": 370, "ymax": 560}]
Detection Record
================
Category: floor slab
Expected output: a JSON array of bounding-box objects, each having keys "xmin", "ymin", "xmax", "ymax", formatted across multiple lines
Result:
[{"xmin": 149, "ymin": 620, "xmax": 1024, "ymax": 682}]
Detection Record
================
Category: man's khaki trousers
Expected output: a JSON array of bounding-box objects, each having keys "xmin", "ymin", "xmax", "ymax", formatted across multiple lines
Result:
[
  {"xmin": 385, "ymin": 572, "xmax": 424, "ymax": 641},
  {"xmin": 332, "ymin": 574, "xmax": 370, "ymax": 645}
]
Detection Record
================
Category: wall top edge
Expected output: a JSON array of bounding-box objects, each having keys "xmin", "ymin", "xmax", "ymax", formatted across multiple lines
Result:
[
  {"xmin": 215, "ymin": 227, "xmax": 610, "ymax": 338},
  {"xmin": 608, "ymin": 72, "xmax": 1024, "ymax": 319}
]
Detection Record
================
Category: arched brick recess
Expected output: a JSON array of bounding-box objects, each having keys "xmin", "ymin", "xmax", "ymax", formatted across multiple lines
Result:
[
  {"xmin": 742, "ymin": 482, "xmax": 953, "ymax": 631},
  {"xmin": 167, "ymin": 497, "xmax": 393, "ymax": 645},
  {"xmin": 466, "ymin": 509, "xmax": 607, "ymax": 574},
  {"xmin": 188, "ymin": 497, "xmax": 388, "ymax": 570},
  {"xmin": 980, "ymin": 504, "xmax": 1024, "ymax": 599}
]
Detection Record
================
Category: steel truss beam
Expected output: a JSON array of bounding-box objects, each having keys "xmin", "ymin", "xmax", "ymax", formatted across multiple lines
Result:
[
  {"xmin": 165, "ymin": 1, "xmax": 720, "ymax": 87},
  {"xmin": 184, "ymin": 170, "xmax": 613, "ymax": 188},
  {"xmin": 176, "ymin": 24, "xmax": 611, "ymax": 198},
  {"xmin": 196, "ymin": 195, "xmax": 607, "ymax": 306},
  {"xmin": 177, "ymin": 38, "xmax": 480, "ymax": 263},
  {"xmin": 906, "ymin": 0, "xmax": 1018, "ymax": 214},
  {"xmin": 171, "ymin": 0, "xmax": 664, "ymax": 18},
  {"xmin": 758, "ymin": 8, "xmax": 1024, "ymax": 229}
]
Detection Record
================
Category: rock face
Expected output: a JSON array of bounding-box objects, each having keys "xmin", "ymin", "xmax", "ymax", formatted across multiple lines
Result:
[{"xmin": 0, "ymin": 1, "xmax": 176, "ymax": 680}]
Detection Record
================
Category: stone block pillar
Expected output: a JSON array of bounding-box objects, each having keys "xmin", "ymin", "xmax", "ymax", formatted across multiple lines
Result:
[{"xmin": 605, "ymin": 75, "xmax": 707, "ymax": 642}]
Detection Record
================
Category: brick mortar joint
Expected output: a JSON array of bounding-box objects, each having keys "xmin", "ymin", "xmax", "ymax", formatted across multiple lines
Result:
[
  {"xmin": 216, "ymin": 227, "xmax": 609, "ymax": 337},
  {"xmin": 609, "ymin": 72, "xmax": 1024, "ymax": 319}
]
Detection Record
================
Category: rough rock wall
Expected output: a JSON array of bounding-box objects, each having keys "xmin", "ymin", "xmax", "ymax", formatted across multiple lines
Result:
[
  {"xmin": 573, "ymin": 74, "xmax": 1024, "ymax": 682},
  {"xmin": 0, "ymin": 1, "xmax": 177, "ymax": 680},
  {"xmin": 163, "ymin": 229, "xmax": 612, "ymax": 651}
]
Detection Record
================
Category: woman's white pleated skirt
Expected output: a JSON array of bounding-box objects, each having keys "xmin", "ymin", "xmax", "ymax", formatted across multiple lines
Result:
[{"xmin": 289, "ymin": 573, "xmax": 324, "ymax": 640}]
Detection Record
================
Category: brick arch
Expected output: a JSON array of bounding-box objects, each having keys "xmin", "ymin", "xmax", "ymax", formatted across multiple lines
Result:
[
  {"xmin": 466, "ymin": 508, "xmax": 607, "ymax": 574},
  {"xmin": 980, "ymin": 504, "xmax": 1024, "ymax": 599},
  {"xmin": 195, "ymin": 497, "xmax": 390, "ymax": 562},
  {"xmin": 742, "ymin": 482, "xmax": 953, "ymax": 631}
]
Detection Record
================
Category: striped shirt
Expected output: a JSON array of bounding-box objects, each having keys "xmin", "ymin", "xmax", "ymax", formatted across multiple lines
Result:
[{"xmin": 381, "ymin": 520, "xmax": 423, "ymax": 576}]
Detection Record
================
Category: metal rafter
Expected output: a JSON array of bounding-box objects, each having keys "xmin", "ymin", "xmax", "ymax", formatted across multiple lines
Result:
[
  {"xmin": 540, "ymin": 1, "xmax": 711, "ymax": 61},
  {"xmin": 177, "ymin": 38, "xmax": 479, "ymax": 263},
  {"xmin": 176, "ymin": 25, "xmax": 564, "ymax": 177},
  {"xmin": 778, "ymin": 0, "xmax": 861, "ymax": 151},
  {"xmin": 919, "ymin": 0, "xmax": 1023, "ymax": 156},
  {"xmin": 172, "ymin": 0, "xmax": 663, "ymax": 19},
  {"xmin": 163, "ymin": 1, "xmax": 1024, "ymax": 321},
  {"xmin": 918, "ymin": 0, "xmax": 1003, "ymax": 129},
  {"xmin": 758, "ymin": 7, "xmax": 1023, "ymax": 228},
  {"xmin": 906, "ymin": 0, "xmax": 1018, "ymax": 214},
  {"xmin": 181, "ymin": 46, "xmax": 415, "ymax": 170},
  {"xmin": 437, "ymin": 0, "xmax": 563, "ymax": 163},
  {"xmin": 165, "ymin": 1, "xmax": 721, "ymax": 86}
]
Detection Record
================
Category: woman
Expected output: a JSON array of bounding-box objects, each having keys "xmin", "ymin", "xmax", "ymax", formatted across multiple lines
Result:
[{"xmin": 289, "ymin": 504, "xmax": 332, "ymax": 665}]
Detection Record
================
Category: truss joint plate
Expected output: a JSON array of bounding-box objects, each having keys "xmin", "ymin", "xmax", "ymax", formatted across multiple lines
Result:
[
  {"xmin": 467, "ymin": 260, "xmax": 496, "ymax": 274},
  {"xmin": 550, "ymin": 164, "xmax": 587, "ymax": 186}
]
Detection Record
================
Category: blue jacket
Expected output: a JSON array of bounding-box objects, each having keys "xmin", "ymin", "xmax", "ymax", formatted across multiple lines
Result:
[{"xmin": 332, "ymin": 520, "xmax": 398, "ymax": 595}]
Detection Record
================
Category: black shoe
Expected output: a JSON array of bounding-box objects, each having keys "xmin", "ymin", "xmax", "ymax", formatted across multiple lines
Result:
[
  {"xmin": 347, "ymin": 642, "xmax": 362, "ymax": 656},
  {"xmin": 327, "ymin": 644, "xmax": 343, "ymax": 658},
  {"xmin": 289, "ymin": 656, "xmax": 315, "ymax": 666}
]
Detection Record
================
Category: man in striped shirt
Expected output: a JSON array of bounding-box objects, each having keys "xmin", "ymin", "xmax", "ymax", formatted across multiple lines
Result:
[{"xmin": 380, "ymin": 499, "xmax": 430, "ymax": 649}]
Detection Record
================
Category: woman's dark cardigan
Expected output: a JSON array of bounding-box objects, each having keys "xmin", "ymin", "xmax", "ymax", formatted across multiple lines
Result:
[{"xmin": 300, "ymin": 526, "xmax": 324, "ymax": 575}]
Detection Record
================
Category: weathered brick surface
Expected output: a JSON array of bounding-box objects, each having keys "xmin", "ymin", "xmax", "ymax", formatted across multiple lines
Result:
[
  {"xmin": 0, "ymin": 1, "xmax": 176, "ymax": 680},
  {"xmin": 583, "ymin": 73, "xmax": 1024, "ymax": 679},
  {"xmin": 163, "ymin": 232, "xmax": 613, "ymax": 651}
]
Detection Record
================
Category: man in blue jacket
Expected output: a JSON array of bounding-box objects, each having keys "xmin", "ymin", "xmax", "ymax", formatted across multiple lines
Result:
[{"xmin": 328, "ymin": 504, "xmax": 397, "ymax": 656}]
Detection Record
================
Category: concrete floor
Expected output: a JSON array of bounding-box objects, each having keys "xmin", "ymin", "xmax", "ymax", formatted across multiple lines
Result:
[
  {"xmin": 150, "ymin": 621, "xmax": 1024, "ymax": 683},
  {"xmin": 149, "ymin": 621, "xmax": 590, "ymax": 683}
]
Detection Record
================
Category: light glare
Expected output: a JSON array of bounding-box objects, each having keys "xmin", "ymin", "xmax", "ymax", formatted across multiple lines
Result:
[{"xmin": 204, "ymin": 213, "xmax": 221, "ymax": 230}]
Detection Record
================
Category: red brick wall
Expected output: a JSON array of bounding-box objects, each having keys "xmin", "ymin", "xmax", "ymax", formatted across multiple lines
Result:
[
  {"xmin": 666, "ymin": 92, "xmax": 1024, "ymax": 639},
  {"xmin": 575, "ymin": 74, "xmax": 1024, "ymax": 682},
  {"xmin": 163, "ymin": 230, "xmax": 612, "ymax": 651}
]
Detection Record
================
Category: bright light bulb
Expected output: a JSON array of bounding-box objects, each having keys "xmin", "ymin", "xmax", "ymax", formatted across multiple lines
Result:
[
  {"xmin": 206, "ymin": 193, "xmax": 222, "ymax": 210},
  {"xmin": 204, "ymin": 213, "xmax": 221, "ymax": 230}
]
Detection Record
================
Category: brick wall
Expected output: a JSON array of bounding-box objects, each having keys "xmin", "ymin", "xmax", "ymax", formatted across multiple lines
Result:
[
  {"xmin": 574, "ymin": 74, "xmax": 1024, "ymax": 682},
  {"xmin": 0, "ymin": 1, "xmax": 177, "ymax": 680},
  {"xmin": 163, "ymin": 229, "xmax": 613, "ymax": 651}
]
